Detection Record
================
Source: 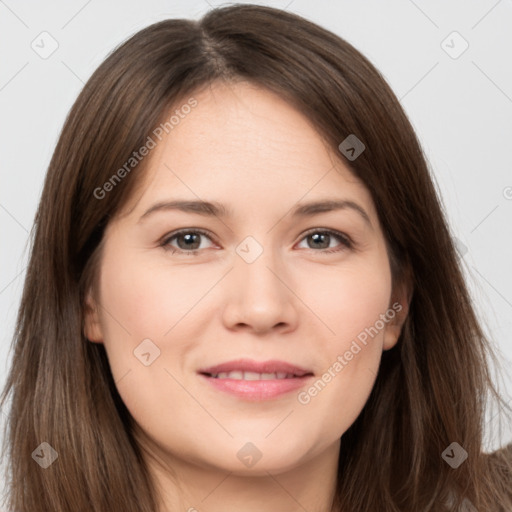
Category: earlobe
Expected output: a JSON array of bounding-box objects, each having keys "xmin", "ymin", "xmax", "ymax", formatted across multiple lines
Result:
[
  {"xmin": 83, "ymin": 292, "xmax": 104, "ymax": 343},
  {"xmin": 383, "ymin": 277, "xmax": 413, "ymax": 351},
  {"xmin": 383, "ymin": 323, "xmax": 404, "ymax": 351}
]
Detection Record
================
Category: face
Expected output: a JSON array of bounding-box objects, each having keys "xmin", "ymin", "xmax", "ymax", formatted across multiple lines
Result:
[{"xmin": 85, "ymin": 80, "xmax": 409, "ymax": 476}]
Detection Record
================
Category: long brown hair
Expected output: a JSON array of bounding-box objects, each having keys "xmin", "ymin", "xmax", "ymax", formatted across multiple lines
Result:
[{"xmin": 1, "ymin": 4, "xmax": 511, "ymax": 511}]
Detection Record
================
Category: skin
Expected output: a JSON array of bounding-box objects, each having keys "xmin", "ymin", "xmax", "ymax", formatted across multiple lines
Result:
[{"xmin": 84, "ymin": 80, "xmax": 411, "ymax": 512}]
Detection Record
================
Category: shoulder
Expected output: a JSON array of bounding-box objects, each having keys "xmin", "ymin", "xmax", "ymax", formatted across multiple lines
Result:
[{"xmin": 484, "ymin": 443, "xmax": 512, "ymax": 509}]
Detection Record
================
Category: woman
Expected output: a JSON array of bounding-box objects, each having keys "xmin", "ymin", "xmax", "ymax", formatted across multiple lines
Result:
[{"xmin": 1, "ymin": 4, "xmax": 511, "ymax": 511}]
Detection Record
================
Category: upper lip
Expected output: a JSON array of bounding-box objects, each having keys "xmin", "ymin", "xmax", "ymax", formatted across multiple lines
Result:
[{"xmin": 198, "ymin": 358, "xmax": 314, "ymax": 377}]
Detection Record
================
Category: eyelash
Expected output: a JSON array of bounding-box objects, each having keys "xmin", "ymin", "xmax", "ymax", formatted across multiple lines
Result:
[{"xmin": 160, "ymin": 228, "xmax": 353, "ymax": 256}]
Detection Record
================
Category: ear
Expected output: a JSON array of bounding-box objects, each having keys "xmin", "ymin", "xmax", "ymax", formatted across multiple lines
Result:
[
  {"xmin": 382, "ymin": 275, "xmax": 413, "ymax": 351},
  {"xmin": 83, "ymin": 290, "xmax": 104, "ymax": 343}
]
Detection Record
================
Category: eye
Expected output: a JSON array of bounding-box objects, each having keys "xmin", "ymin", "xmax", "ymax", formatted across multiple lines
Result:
[
  {"xmin": 296, "ymin": 229, "xmax": 353, "ymax": 254},
  {"xmin": 160, "ymin": 228, "xmax": 216, "ymax": 256}
]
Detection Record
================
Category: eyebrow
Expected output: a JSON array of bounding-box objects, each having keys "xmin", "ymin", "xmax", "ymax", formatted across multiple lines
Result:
[{"xmin": 138, "ymin": 198, "xmax": 373, "ymax": 228}]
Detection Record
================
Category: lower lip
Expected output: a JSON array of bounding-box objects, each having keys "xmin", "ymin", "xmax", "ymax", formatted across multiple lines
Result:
[{"xmin": 199, "ymin": 374, "xmax": 314, "ymax": 401}]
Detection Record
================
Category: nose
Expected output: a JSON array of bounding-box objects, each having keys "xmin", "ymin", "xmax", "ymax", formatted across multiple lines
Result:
[{"xmin": 221, "ymin": 245, "xmax": 299, "ymax": 335}]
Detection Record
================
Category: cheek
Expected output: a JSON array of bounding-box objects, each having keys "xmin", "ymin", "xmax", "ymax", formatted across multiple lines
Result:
[
  {"xmin": 99, "ymin": 249, "xmax": 213, "ymax": 337},
  {"xmin": 95, "ymin": 250, "xmax": 196, "ymax": 439},
  {"xmin": 96, "ymin": 247, "xmax": 220, "ymax": 384},
  {"xmin": 297, "ymin": 253, "xmax": 392, "ymax": 421},
  {"xmin": 306, "ymin": 253, "xmax": 392, "ymax": 353},
  {"xmin": 332, "ymin": 273, "xmax": 391, "ymax": 348}
]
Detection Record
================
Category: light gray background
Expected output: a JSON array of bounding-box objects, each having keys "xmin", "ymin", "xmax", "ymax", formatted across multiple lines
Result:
[{"xmin": 1, "ymin": 0, "xmax": 512, "ymax": 499}]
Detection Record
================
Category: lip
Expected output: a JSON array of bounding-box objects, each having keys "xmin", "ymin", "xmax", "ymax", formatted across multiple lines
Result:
[{"xmin": 198, "ymin": 358, "xmax": 314, "ymax": 401}]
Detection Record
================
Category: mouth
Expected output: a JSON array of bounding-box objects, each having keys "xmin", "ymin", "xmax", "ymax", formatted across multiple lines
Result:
[{"xmin": 197, "ymin": 359, "xmax": 314, "ymax": 401}]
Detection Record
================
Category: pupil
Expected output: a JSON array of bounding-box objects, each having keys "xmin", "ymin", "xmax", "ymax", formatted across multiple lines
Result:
[
  {"xmin": 310, "ymin": 233, "xmax": 328, "ymax": 249},
  {"xmin": 179, "ymin": 233, "xmax": 200, "ymax": 250}
]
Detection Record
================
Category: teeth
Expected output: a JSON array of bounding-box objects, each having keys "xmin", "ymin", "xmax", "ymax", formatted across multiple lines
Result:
[
  {"xmin": 209, "ymin": 371, "xmax": 297, "ymax": 380},
  {"xmin": 225, "ymin": 371, "xmax": 243, "ymax": 379}
]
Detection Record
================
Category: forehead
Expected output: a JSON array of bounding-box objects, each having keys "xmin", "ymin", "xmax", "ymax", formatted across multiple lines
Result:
[
  {"xmin": 121, "ymin": 80, "xmax": 377, "ymax": 224},
  {"xmin": 162, "ymin": 80, "xmax": 336, "ymax": 172}
]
